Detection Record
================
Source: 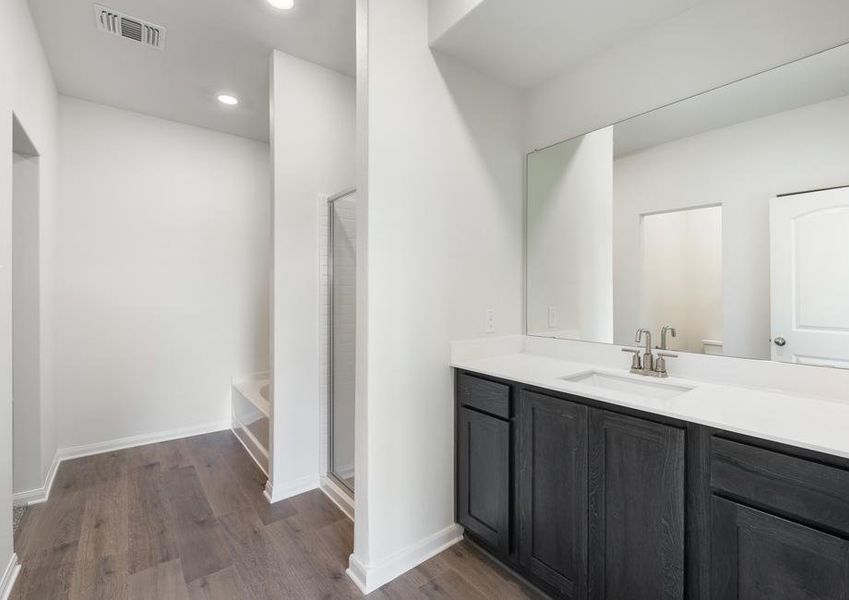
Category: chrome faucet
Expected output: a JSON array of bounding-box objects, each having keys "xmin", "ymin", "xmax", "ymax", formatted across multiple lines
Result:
[
  {"xmin": 660, "ymin": 325, "xmax": 677, "ymax": 350},
  {"xmin": 622, "ymin": 328, "xmax": 678, "ymax": 378}
]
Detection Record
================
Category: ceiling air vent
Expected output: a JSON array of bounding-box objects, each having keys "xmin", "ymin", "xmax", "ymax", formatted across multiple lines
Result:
[{"xmin": 94, "ymin": 4, "xmax": 165, "ymax": 50}]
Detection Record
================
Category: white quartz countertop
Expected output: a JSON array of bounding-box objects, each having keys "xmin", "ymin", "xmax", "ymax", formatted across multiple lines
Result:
[{"xmin": 452, "ymin": 351, "xmax": 849, "ymax": 461}]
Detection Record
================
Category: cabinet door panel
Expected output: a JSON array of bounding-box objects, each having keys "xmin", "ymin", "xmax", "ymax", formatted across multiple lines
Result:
[
  {"xmin": 457, "ymin": 407, "xmax": 511, "ymax": 554},
  {"xmin": 711, "ymin": 496, "xmax": 849, "ymax": 600},
  {"xmin": 588, "ymin": 410, "xmax": 685, "ymax": 600},
  {"xmin": 518, "ymin": 391, "xmax": 588, "ymax": 599}
]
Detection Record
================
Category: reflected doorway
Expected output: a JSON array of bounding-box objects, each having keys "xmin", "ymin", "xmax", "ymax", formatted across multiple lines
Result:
[{"xmin": 640, "ymin": 205, "xmax": 723, "ymax": 354}]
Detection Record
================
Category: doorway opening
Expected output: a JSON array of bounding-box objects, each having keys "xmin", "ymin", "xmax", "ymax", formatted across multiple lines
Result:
[
  {"xmin": 11, "ymin": 114, "xmax": 42, "ymax": 529},
  {"xmin": 640, "ymin": 205, "xmax": 723, "ymax": 355}
]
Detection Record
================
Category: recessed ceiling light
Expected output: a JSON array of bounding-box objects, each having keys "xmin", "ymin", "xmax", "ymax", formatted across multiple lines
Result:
[
  {"xmin": 267, "ymin": 0, "xmax": 294, "ymax": 9},
  {"xmin": 217, "ymin": 94, "xmax": 239, "ymax": 106}
]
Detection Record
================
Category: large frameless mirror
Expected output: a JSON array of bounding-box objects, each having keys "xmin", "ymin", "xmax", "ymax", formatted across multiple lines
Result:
[{"xmin": 526, "ymin": 43, "xmax": 849, "ymax": 367}]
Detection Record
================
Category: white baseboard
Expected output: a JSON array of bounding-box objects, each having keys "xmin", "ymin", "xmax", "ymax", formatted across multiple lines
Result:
[
  {"xmin": 346, "ymin": 524, "xmax": 464, "ymax": 594},
  {"xmin": 0, "ymin": 553, "xmax": 20, "ymax": 600},
  {"xmin": 319, "ymin": 476, "xmax": 354, "ymax": 520},
  {"xmin": 13, "ymin": 420, "xmax": 230, "ymax": 506},
  {"xmin": 346, "ymin": 555, "xmax": 370, "ymax": 594},
  {"xmin": 13, "ymin": 453, "xmax": 60, "ymax": 506},
  {"xmin": 263, "ymin": 473, "xmax": 320, "ymax": 504},
  {"xmin": 57, "ymin": 419, "xmax": 230, "ymax": 462}
]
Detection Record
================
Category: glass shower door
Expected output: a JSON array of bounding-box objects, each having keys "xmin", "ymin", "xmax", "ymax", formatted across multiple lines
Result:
[{"xmin": 329, "ymin": 192, "xmax": 356, "ymax": 493}]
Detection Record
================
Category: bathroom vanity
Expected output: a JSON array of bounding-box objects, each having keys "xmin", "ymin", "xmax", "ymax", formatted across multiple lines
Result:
[
  {"xmin": 447, "ymin": 28, "xmax": 849, "ymax": 600},
  {"xmin": 453, "ymin": 353, "xmax": 849, "ymax": 600}
]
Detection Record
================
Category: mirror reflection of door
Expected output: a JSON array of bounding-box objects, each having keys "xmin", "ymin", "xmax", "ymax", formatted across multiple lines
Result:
[
  {"xmin": 770, "ymin": 186, "xmax": 849, "ymax": 367},
  {"xmin": 640, "ymin": 206, "xmax": 723, "ymax": 354}
]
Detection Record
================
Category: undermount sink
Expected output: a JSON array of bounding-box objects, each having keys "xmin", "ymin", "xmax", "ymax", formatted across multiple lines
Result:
[{"xmin": 561, "ymin": 370, "xmax": 693, "ymax": 400}]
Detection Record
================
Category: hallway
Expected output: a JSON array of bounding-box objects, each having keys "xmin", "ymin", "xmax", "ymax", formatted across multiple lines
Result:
[{"xmin": 11, "ymin": 431, "xmax": 540, "ymax": 599}]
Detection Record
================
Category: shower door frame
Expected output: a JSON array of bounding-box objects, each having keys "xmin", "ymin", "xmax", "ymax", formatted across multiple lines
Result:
[{"xmin": 327, "ymin": 188, "xmax": 356, "ymax": 495}]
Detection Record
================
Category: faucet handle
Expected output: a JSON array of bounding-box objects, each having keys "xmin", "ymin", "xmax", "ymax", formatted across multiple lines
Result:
[
  {"xmin": 654, "ymin": 351, "xmax": 678, "ymax": 377},
  {"xmin": 621, "ymin": 347, "xmax": 642, "ymax": 372}
]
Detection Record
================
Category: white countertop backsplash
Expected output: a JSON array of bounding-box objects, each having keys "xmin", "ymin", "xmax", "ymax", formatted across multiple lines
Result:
[{"xmin": 450, "ymin": 335, "xmax": 849, "ymax": 460}]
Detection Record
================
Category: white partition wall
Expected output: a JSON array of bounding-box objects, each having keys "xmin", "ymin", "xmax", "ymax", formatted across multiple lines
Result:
[
  {"xmin": 268, "ymin": 50, "xmax": 355, "ymax": 502},
  {"xmin": 349, "ymin": 0, "xmax": 524, "ymax": 591},
  {"xmin": 527, "ymin": 127, "xmax": 613, "ymax": 342}
]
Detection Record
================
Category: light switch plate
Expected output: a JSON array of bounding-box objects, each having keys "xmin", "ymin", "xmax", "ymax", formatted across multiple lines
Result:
[{"xmin": 548, "ymin": 306, "xmax": 557, "ymax": 328}]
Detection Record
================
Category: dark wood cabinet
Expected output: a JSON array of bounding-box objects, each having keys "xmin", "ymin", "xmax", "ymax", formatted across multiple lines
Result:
[
  {"xmin": 457, "ymin": 372, "xmax": 511, "ymax": 419},
  {"xmin": 711, "ymin": 496, "xmax": 849, "ymax": 600},
  {"xmin": 588, "ymin": 410, "xmax": 686, "ymax": 600},
  {"xmin": 710, "ymin": 437, "xmax": 849, "ymax": 535},
  {"xmin": 454, "ymin": 369, "xmax": 849, "ymax": 600},
  {"xmin": 517, "ymin": 391, "xmax": 588, "ymax": 598},
  {"xmin": 457, "ymin": 405, "xmax": 511, "ymax": 555},
  {"xmin": 709, "ymin": 435, "xmax": 849, "ymax": 600}
]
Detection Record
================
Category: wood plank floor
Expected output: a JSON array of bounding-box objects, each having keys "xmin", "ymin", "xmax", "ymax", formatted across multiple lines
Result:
[{"xmin": 12, "ymin": 430, "xmax": 544, "ymax": 599}]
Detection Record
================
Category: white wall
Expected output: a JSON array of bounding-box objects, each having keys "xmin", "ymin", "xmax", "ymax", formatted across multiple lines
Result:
[
  {"xmin": 525, "ymin": 0, "xmax": 849, "ymax": 151},
  {"xmin": 54, "ymin": 96, "xmax": 271, "ymax": 449},
  {"xmin": 0, "ymin": 0, "xmax": 58, "ymax": 580},
  {"xmin": 352, "ymin": 0, "xmax": 524, "ymax": 590},
  {"xmin": 269, "ymin": 50, "xmax": 355, "ymax": 499},
  {"xmin": 613, "ymin": 95, "xmax": 849, "ymax": 359},
  {"xmin": 527, "ymin": 127, "xmax": 613, "ymax": 341}
]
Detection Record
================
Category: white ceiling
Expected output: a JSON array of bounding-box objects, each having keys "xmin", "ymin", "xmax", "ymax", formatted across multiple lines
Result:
[
  {"xmin": 430, "ymin": 0, "xmax": 706, "ymax": 88},
  {"xmin": 27, "ymin": 0, "xmax": 355, "ymax": 141}
]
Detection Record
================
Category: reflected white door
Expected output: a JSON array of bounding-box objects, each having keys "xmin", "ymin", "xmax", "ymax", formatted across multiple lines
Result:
[{"xmin": 770, "ymin": 186, "xmax": 849, "ymax": 367}]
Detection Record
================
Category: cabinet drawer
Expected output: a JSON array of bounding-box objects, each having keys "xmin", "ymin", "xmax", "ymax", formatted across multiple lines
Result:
[
  {"xmin": 457, "ymin": 373, "xmax": 511, "ymax": 419},
  {"xmin": 711, "ymin": 437, "xmax": 849, "ymax": 536}
]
